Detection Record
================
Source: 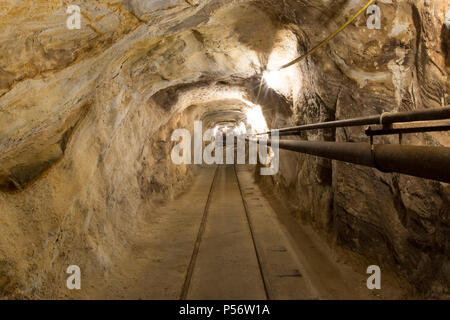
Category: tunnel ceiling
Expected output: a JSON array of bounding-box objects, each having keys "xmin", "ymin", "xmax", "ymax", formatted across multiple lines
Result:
[{"xmin": 197, "ymin": 99, "xmax": 248, "ymax": 128}]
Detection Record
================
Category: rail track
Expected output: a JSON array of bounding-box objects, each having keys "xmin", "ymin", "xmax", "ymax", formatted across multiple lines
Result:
[{"xmin": 179, "ymin": 164, "xmax": 319, "ymax": 300}]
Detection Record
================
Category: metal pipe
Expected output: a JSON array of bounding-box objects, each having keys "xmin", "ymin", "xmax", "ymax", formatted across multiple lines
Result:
[
  {"xmin": 260, "ymin": 139, "xmax": 450, "ymax": 183},
  {"xmin": 275, "ymin": 140, "xmax": 374, "ymax": 167},
  {"xmin": 266, "ymin": 115, "xmax": 380, "ymax": 134},
  {"xmin": 374, "ymin": 144, "xmax": 450, "ymax": 183},
  {"xmin": 380, "ymin": 107, "xmax": 450, "ymax": 124},
  {"xmin": 261, "ymin": 107, "xmax": 450, "ymax": 135}
]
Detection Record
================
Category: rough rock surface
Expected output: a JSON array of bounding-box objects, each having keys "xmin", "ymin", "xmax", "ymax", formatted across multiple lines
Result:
[
  {"xmin": 0, "ymin": 0, "xmax": 448, "ymax": 298},
  {"xmin": 259, "ymin": 0, "xmax": 450, "ymax": 297}
]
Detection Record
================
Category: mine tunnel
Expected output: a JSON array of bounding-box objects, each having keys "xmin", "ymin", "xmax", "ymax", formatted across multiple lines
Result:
[{"xmin": 0, "ymin": 0, "xmax": 449, "ymax": 301}]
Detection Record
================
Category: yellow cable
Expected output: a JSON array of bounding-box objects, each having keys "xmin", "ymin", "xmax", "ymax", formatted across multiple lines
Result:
[{"xmin": 256, "ymin": 0, "xmax": 376, "ymax": 102}]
